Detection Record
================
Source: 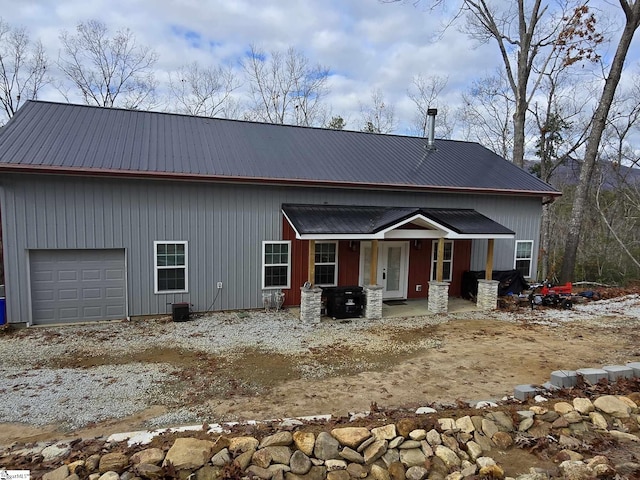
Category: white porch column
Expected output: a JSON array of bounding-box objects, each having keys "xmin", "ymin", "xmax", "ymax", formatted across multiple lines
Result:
[
  {"xmin": 428, "ymin": 281, "xmax": 449, "ymax": 314},
  {"xmin": 300, "ymin": 286, "xmax": 322, "ymax": 323},
  {"xmin": 364, "ymin": 285, "xmax": 383, "ymax": 319},
  {"xmin": 477, "ymin": 279, "xmax": 499, "ymax": 311}
]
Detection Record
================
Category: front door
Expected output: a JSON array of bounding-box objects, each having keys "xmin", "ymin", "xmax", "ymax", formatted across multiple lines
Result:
[{"xmin": 359, "ymin": 241, "xmax": 409, "ymax": 299}]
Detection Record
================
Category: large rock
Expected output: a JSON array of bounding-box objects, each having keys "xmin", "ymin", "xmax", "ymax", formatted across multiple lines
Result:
[
  {"xmin": 229, "ymin": 436, "xmax": 260, "ymax": 454},
  {"xmin": 99, "ymin": 452, "xmax": 130, "ymax": 474},
  {"xmin": 370, "ymin": 464, "xmax": 391, "ymax": 480},
  {"xmin": 196, "ymin": 464, "xmax": 222, "ymax": 480},
  {"xmin": 554, "ymin": 402, "xmax": 574, "ymax": 414},
  {"xmin": 135, "ymin": 463, "xmax": 163, "ymax": 480},
  {"xmin": 263, "ymin": 446, "xmax": 293, "ymax": 465},
  {"xmin": 98, "ymin": 473, "xmax": 120, "ymax": 480},
  {"xmin": 41, "ymin": 444, "xmax": 71, "ymax": 461},
  {"xmin": 252, "ymin": 448, "xmax": 273, "ymax": 468},
  {"xmin": 331, "ymin": 427, "xmax": 371, "ymax": 449},
  {"xmin": 315, "ymin": 432, "xmax": 341, "ymax": 460},
  {"xmin": 465, "ymin": 441, "xmax": 482, "ymax": 462},
  {"xmin": 399, "ymin": 448, "xmax": 426, "ymax": 467},
  {"xmin": 364, "ymin": 439, "xmax": 388, "ymax": 464},
  {"xmin": 131, "ymin": 448, "xmax": 165, "ymax": 466},
  {"xmin": 260, "ymin": 432, "xmax": 293, "ymax": 448},
  {"xmin": 387, "ymin": 461, "xmax": 406, "ymax": 480},
  {"xmin": 397, "ymin": 419, "xmax": 419, "ymax": 437},
  {"xmin": 435, "ymin": 445, "xmax": 460, "ymax": 469},
  {"xmin": 405, "ymin": 466, "xmax": 429, "ymax": 480},
  {"xmin": 594, "ymin": 395, "xmax": 631, "ymax": 418},
  {"xmin": 293, "ymin": 431, "xmax": 316, "ymax": 456},
  {"xmin": 285, "ymin": 465, "xmax": 327, "ymax": 480},
  {"xmin": 326, "ymin": 471, "xmax": 350, "ymax": 480},
  {"xmin": 572, "ymin": 398, "xmax": 594, "ymax": 414},
  {"xmin": 608, "ymin": 431, "xmax": 639, "ymax": 442},
  {"xmin": 481, "ymin": 419, "xmax": 499, "ymax": 439},
  {"xmin": 211, "ymin": 448, "xmax": 232, "ymax": 466},
  {"xmin": 486, "ymin": 411, "xmax": 514, "ymax": 431},
  {"xmin": 426, "ymin": 429, "xmax": 442, "ymax": 446},
  {"xmin": 492, "ymin": 432, "xmax": 513, "ymax": 450},
  {"xmin": 290, "ymin": 450, "xmax": 312, "ymax": 475},
  {"xmin": 558, "ymin": 460, "xmax": 592, "ymax": 480},
  {"xmin": 346, "ymin": 463, "xmax": 368, "ymax": 478},
  {"xmin": 372, "ymin": 424, "xmax": 397, "ymax": 441},
  {"xmin": 589, "ymin": 412, "xmax": 609, "ymax": 430},
  {"xmin": 455, "ymin": 416, "xmax": 475, "ymax": 434},
  {"xmin": 339, "ymin": 446, "xmax": 364, "ymax": 464},
  {"xmin": 164, "ymin": 438, "xmax": 215, "ymax": 471},
  {"xmin": 247, "ymin": 465, "xmax": 274, "ymax": 480},
  {"xmin": 43, "ymin": 465, "xmax": 70, "ymax": 480}
]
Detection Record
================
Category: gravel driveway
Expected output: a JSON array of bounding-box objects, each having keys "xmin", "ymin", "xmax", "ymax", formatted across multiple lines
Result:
[{"xmin": 1, "ymin": 294, "xmax": 639, "ymax": 434}]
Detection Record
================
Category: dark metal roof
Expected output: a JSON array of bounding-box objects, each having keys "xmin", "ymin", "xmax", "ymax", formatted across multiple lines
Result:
[
  {"xmin": 0, "ymin": 101, "xmax": 560, "ymax": 196},
  {"xmin": 282, "ymin": 204, "xmax": 515, "ymax": 237}
]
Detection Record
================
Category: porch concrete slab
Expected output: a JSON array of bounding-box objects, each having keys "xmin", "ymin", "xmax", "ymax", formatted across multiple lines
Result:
[
  {"xmin": 627, "ymin": 362, "xmax": 640, "ymax": 377},
  {"xmin": 549, "ymin": 370, "xmax": 577, "ymax": 388},
  {"xmin": 514, "ymin": 384, "xmax": 539, "ymax": 401},
  {"xmin": 602, "ymin": 365, "xmax": 635, "ymax": 381},
  {"xmin": 576, "ymin": 368, "xmax": 608, "ymax": 385}
]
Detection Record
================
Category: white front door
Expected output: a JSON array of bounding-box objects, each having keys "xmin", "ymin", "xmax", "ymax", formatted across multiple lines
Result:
[{"xmin": 359, "ymin": 241, "xmax": 409, "ymax": 299}]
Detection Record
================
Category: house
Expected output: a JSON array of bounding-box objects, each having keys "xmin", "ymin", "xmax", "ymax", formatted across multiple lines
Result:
[{"xmin": 0, "ymin": 101, "xmax": 560, "ymax": 325}]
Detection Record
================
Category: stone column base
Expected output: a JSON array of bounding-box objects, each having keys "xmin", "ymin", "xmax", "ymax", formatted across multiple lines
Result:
[
  {"xmin": 364, "ymin": 285, "xmax": 383, "ymax": 319},
  {"xmin": 477, "ymin": 279, "xmax": 499, "ymax": 311},
  {"xmin": 300, "ymin": 287, "xmax": 322, "ymax": 323},
  {"xmin": 428, "ymin": 281, "xmax": 449, "ymax": 314}
]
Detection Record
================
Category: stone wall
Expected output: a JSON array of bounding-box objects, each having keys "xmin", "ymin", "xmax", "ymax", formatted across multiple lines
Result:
[
  {"xmin": 476, "ymin": 280, "xmax": 499, "ymax": 311},
  {"xmin": 24, "ymin": 392, "xmax": 640, "ymax": 480},
  {"xmin": 427, "ymin": 282, "xmax": 449, "ymax": 314}
]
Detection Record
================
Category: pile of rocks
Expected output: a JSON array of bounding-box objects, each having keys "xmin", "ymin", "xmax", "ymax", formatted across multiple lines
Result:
[{"xmin": 10, "ymin": 393, "xmax": 640, "ymax": 480}]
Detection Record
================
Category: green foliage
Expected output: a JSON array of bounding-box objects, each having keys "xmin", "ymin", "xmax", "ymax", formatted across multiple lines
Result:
[{"xmin": 327, "ymin": 115, "xmax": 346, "ymax": 130}]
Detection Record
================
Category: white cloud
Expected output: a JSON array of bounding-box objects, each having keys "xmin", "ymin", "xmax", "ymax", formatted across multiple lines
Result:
[{"xmin": 3, "ymin": 0, "xmax": 640, "ymax": 136}]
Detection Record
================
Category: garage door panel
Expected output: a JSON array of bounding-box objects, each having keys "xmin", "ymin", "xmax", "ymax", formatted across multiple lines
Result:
[{"xmin": 30, "ymin": 249, "xmax": 126, "ymax": 325}]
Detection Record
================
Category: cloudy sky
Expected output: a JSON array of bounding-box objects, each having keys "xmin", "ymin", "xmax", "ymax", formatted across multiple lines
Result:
[{"xmin": 4, "ymin": 0, "xmax": 640, "ymax": 137}]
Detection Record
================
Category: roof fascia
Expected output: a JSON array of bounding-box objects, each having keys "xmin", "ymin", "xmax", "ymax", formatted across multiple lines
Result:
[{"xmin": 0, "ymin": 165, "xmax": 562, "ymax": 197}]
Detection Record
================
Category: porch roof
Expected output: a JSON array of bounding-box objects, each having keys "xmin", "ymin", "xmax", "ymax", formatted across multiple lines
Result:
[{"xmin": 282, "ymin": 204, "xmax": 515, "ymax": 240}]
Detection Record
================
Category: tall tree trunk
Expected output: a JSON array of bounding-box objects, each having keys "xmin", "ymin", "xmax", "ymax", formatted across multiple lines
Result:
[{"xmin": 560, "ymin": 0, "xmax": 640, "ymax": 282}]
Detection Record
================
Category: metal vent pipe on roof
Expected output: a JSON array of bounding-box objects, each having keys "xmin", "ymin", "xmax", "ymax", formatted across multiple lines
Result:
[{"xmin": 427, "ymin": 108, "xmax": 438, "ymax": 150}]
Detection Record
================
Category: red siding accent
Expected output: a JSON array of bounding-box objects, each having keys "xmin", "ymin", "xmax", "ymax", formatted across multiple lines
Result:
[
  {"xmin": 338, "ymin": 241, "xmax": 361, "ymax": 286},
  {"xmin": 407, "ymin": 242, "xmax": 430, "ymax": 299},
  {"xmin": 450, "ymin": 240, "xmax": 471, "ymax": 296}
]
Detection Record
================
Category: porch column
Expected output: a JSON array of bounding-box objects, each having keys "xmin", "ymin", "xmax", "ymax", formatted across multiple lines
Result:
[
  {"xmin": 428, "ymin": 281, "xmax": 449, "ymax": 314},
  {"xmin": 477, "ymin": 279, "xmax": 499, "ymax": 311},
  {"xmin": 364, "ymin": 285, "xmax": 383, "ymax": 319},
  {"xmin": 428, "ymin": 237, "xmax": 449, "ymax": 313},
  {"xmin": 308, "ymin": 240, "xmax": 316, "ymax": 285},
  {"xmin": 369, "ymin": 240, "xmax": 379, "ymax": 285},
  {"xmin": 300, "ymin": 285, "xmax": 322, "ymax": 323},
  {"xmin": 485, "ymin": 239, "xmax": 494, "ymax": 280},
  {"xmin": 435, "ymin": 238, "xmax": 445, "ymax": 282},
  {"xmin": 476, "ymin": 238, "xmax": 499, "ymax": 310}
]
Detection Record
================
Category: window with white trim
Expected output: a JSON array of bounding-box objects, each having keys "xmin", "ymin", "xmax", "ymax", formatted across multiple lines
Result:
[
  {"xmin": 262, "ymin": 241, "xmax": 291, "ymax": 289},
  {"xmin": 514, "ymin": 240, "xmax": 534, "ymax": 278},
  {"xmin": 431, "ymin": 240, "xmax": 453, "ymax": 281},
  {"xmin": 314, "ymin": 242, "xmax": 338, "ymax": 286},
  {"xmin": 154, "ymin": 241, "xmax": 188, "ymax": 293}
]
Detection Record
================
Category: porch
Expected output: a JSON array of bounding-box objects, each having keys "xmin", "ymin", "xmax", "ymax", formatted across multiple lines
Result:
[{"xmin": 281, "ymin": 204, "xmax": 515, "ymax": 323}]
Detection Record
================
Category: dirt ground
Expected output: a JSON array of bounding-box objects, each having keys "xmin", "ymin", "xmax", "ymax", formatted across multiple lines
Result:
[{"xmin": 2, "ymin": 300, "xmax": 639, "ymax": 446}]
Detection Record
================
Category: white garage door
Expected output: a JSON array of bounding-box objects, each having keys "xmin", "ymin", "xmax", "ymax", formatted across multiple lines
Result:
[{"xmin": 30, "ymin": 249, "xmax": 127, "ymax": 325}]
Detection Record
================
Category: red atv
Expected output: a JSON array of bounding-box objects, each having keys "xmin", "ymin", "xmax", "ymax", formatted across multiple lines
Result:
[{"xmin": 529, "ymin": 281, "xmax": 574, "ymax": 310}]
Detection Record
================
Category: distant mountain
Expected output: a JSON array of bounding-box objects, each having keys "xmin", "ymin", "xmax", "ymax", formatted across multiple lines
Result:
[{"xmin": 524, "ymin": 158, "xmax": 640, "ymax": 190}]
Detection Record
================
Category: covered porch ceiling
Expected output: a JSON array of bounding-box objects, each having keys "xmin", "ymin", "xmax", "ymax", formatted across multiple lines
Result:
[{"xmin": 282, "ymin": 204, "xmax": 515, "ymax": 240}]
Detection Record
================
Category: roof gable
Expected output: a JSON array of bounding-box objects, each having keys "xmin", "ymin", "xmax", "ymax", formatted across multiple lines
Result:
[{"xmin": 0, "ymin": 101, "xmax": 560, "ymax": 196}]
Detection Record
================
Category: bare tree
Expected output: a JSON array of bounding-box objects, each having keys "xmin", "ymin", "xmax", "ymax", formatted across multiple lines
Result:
[
  {"xmin": 243, "ymin": 45, "xmax": 330, "ymax": 126},
  {"xmin": 359, "ymin": 88, "xmax": 396, "ymax": 134},
  {"xmin": 407, "ymin": 74, "xmax": 453, "ymax": 138},
  {"xmin": 168, "ymin": 62, "xmax": 240, "ymax": 118},
  {"xmin": 57, "ymin": 20, "xmax": 158, "ymax": 109},
  {"xmin": 560, "ymin": 0, "xmax": 640, "ymax": 282},
  {"xmin": 0, "ymin": 19, "xmax": 49, "ymax": 123},
  {"xmin": 458, "ymin": 72, "xmax": 514, "ymax": 159}
]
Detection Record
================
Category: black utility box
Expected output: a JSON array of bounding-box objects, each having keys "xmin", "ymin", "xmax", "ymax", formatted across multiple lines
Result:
[
  {"xmin": 322, "ymin": 286, "xmax": 364, "ymax": 319},
  {"xmin": 172, "ymin": 302, "xmax": 191, "ymax": 322}
]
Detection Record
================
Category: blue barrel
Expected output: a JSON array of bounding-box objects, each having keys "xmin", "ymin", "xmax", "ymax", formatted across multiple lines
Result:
[{"xmin": 0, "ymin": 298, "xmax": 5, "ymax": 325}]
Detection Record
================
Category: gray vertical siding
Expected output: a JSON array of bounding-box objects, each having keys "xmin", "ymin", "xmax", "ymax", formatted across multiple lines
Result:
[{"xmin": 0, "ymin": 174, "xmax": 543, "ymax": 323}]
